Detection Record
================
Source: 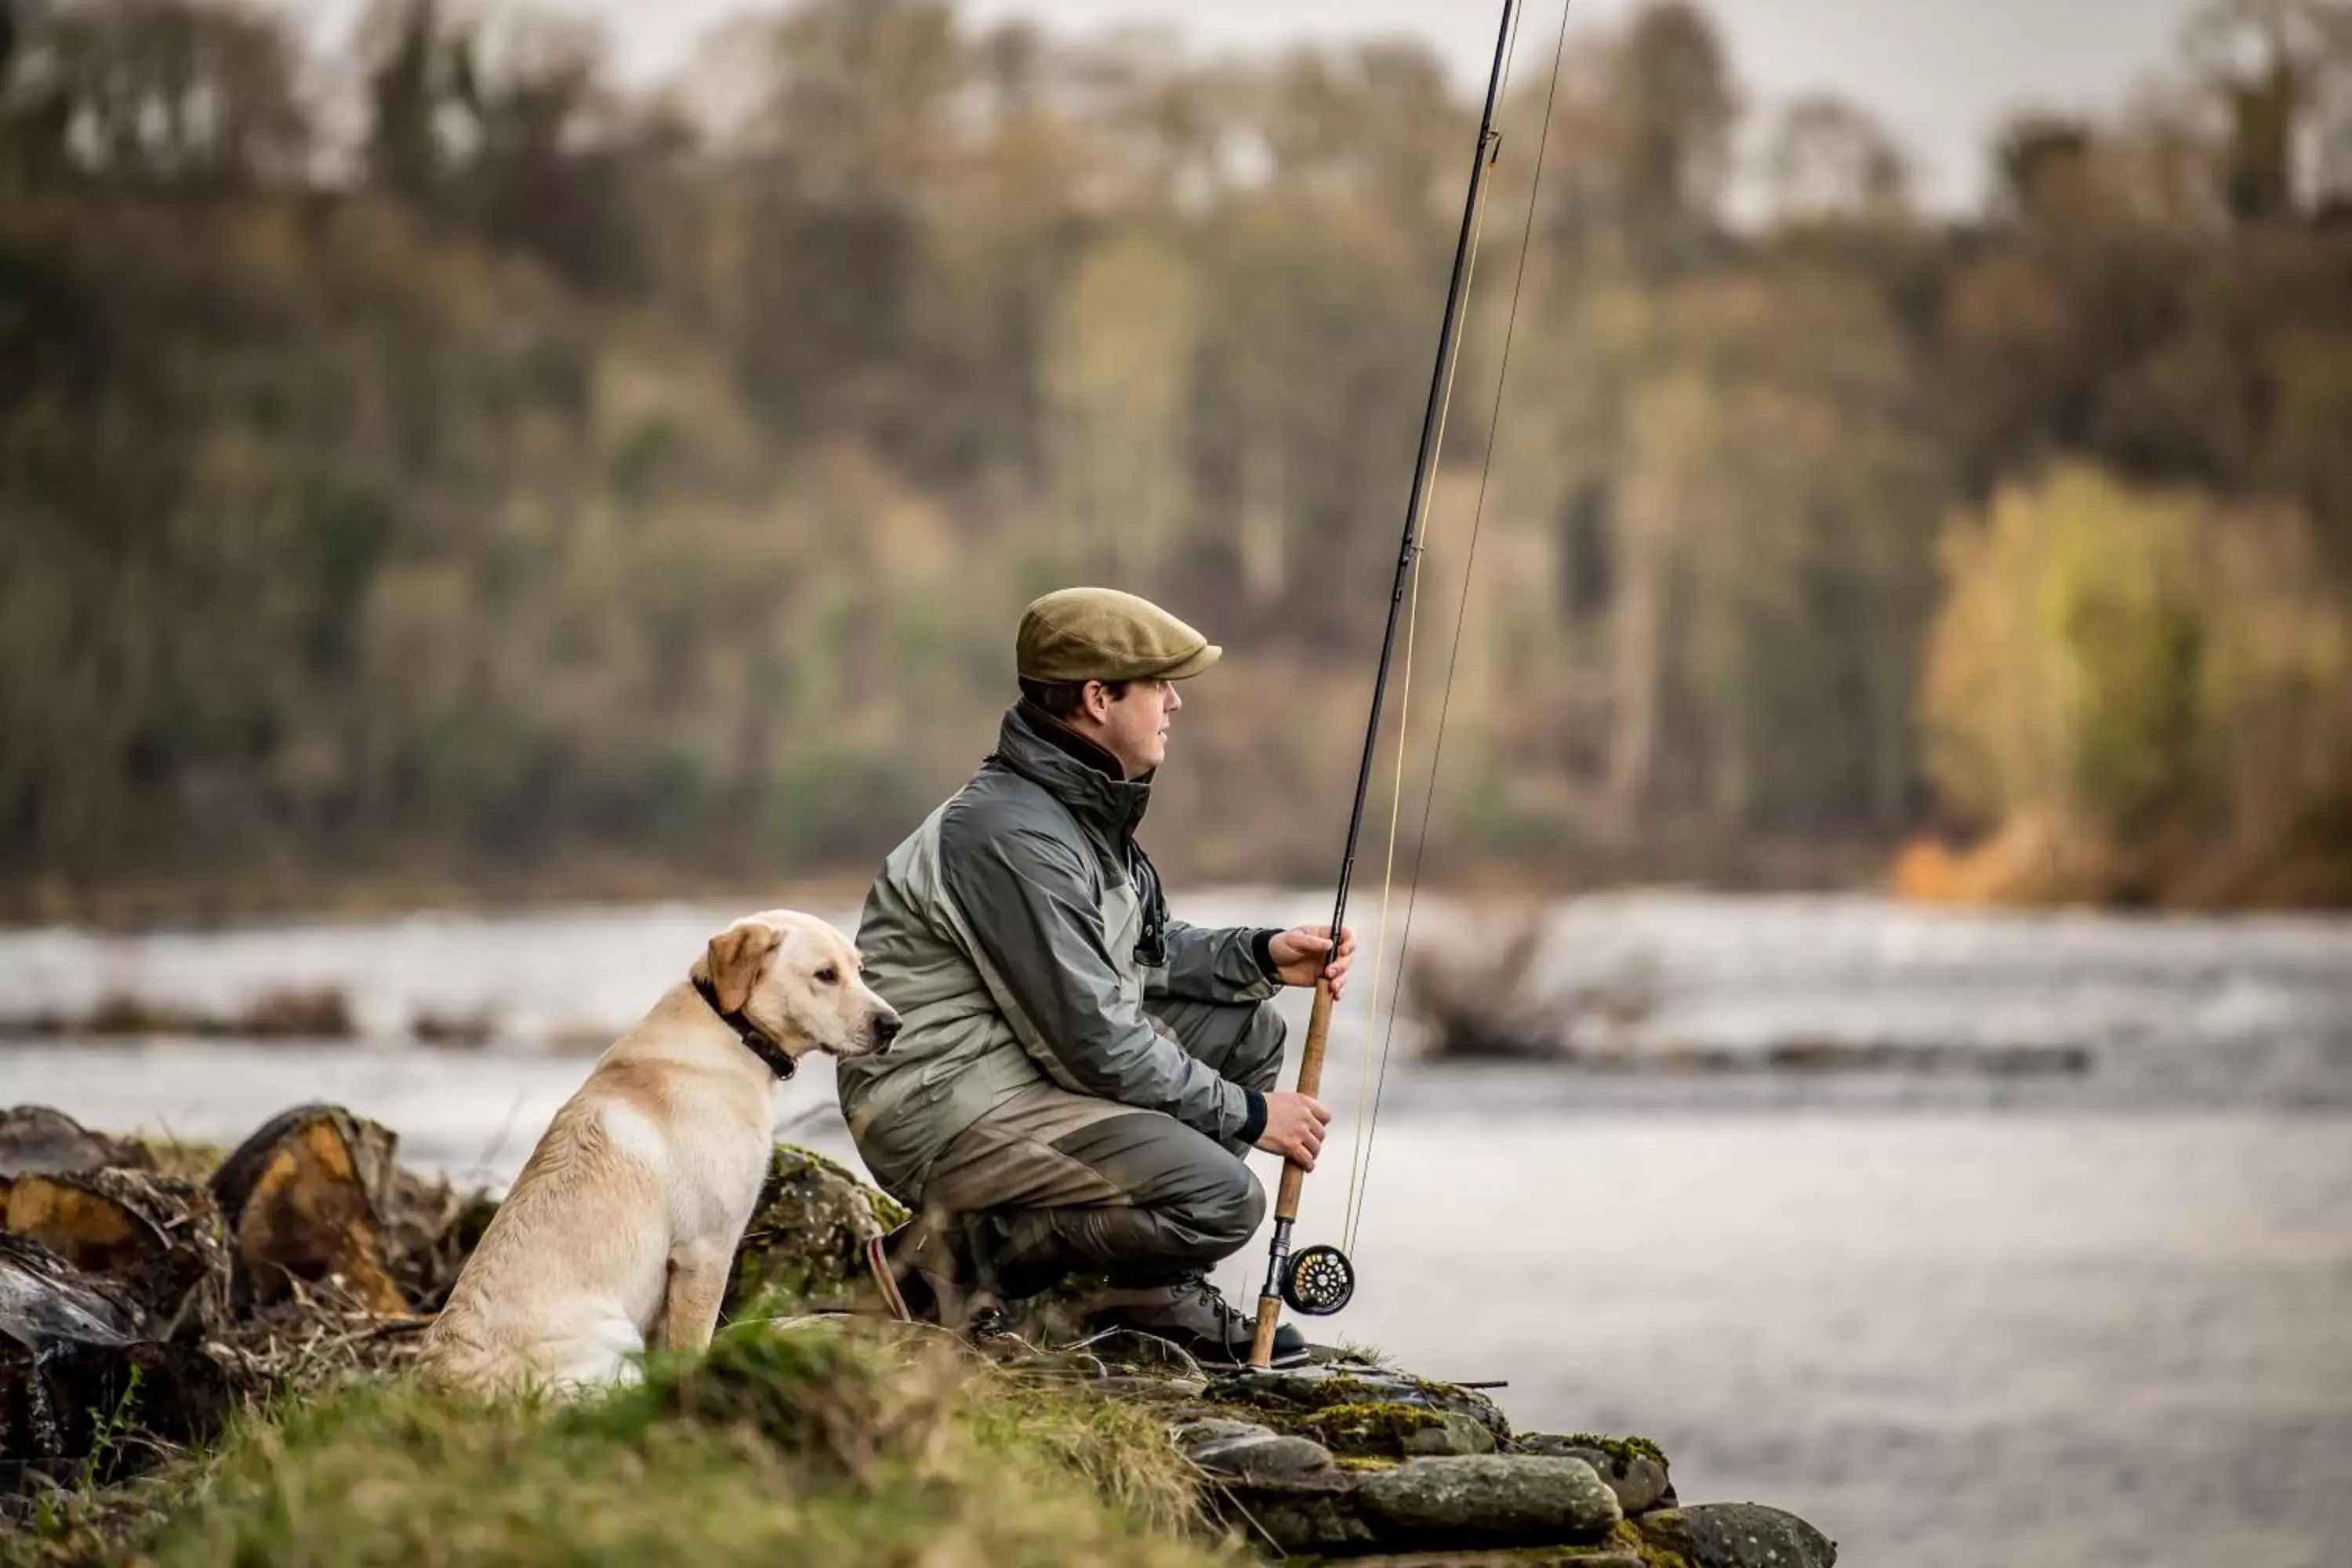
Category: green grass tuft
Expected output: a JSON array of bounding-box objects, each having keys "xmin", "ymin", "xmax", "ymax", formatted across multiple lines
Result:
[{"xmin": 5, "ymin": 1319, "xmax": 1233, "ymax": 1568}]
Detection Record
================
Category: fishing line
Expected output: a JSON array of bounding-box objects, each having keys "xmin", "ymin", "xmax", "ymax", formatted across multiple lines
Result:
[
  {"xmin": 1248, "ymin": 0, "xmax": 1575, "ymax": 1366},
  {"xmin": 1341, "ymin": 0, "xmax": 1578, "ymax": 1256},
  {"xmin": 1334, "ymin": 0, "xmax": 1533, "ymax": 1254}
]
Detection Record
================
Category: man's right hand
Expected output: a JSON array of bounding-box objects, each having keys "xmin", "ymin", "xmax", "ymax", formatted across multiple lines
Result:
[{"xmin": 1254, "ymin": 1091, "xmax": 1334, "ymax": 1169}]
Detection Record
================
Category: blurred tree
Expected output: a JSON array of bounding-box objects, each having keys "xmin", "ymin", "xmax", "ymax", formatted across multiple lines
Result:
[
  {"xmin": 26, "ymin": 0, "xmax": 307, "ymax": 186},
  {"xmin": 1924, "ymin": 465, "xmax": 2351, "ymax": 903},
  {"xmin": 365, "ymin": 0, "xmax": 443, "ymax": 201},
  {"xmin": 1766, "ymin": 93, "xmax": 1911, "ymax": 225},
  {"xmin": 1606, "ymin": 0, "xmax": 1737, "ymax": 261},
  {"xmin": 1041, "ymin": 230, "xmax": 1200, "ymax": 583},
  {"xmin": 1994, "ymin": 114, "xmax": 2103, "ymax": 226},
  {"xmin": 2179, "ymin": 0, "xmax": 2352, "ymax": 220}
]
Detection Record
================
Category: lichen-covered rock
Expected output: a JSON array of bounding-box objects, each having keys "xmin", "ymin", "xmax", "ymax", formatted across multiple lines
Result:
[
  {"xmin": 1632, "ymin": 1503, "xmax": 1838, "ymax": 1568},
  {"xmin": 1400, "ymin": 1410, "xmax": 1498, "ymax": 1457},
  {"xmin": 1205, "ymin": 1363, "xmax": 1512, "ymax": 1457},
  {"xmin": 1186, "ymin": 1430, "xmax": 1341, "ymax": 1485},
  {"xmin": 1517, "ymin": 1432, "xmax": 1677, "ymax": 1515},
  {"xmin": 722, "ymin": 1145, "xmax": 909, "ymax": 1316},
  {"xmin": 1237, "ymin": 1487, "xmax": 1385, "ymax": 1555},
  {"xmin": 1172, "ymin": 1414, "xmax": 1269, "ymax": 1442},
  {"xmin": 1357, "ymin": 1455, "xmax": 1624, "ymax": 1547},
  {"xmin": 1338, "ymin": 1552, "xmax": 1646, "ymax": 1567}
]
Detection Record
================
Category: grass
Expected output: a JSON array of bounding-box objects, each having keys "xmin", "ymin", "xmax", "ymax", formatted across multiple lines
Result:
[{"xmin": 6, "ymin": 1319, "xmax": 1233, "ymax": 1568}]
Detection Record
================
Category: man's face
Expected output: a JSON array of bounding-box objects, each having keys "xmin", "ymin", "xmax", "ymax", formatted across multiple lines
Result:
[{"xmin": 1087, "ymin": 677, "xmax": 1182, "ymax": 779}]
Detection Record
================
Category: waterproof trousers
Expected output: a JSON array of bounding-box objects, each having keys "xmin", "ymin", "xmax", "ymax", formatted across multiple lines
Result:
[{"xmin": 888, "ymin": 996, "xmax": 1286, "ymax": 1304}]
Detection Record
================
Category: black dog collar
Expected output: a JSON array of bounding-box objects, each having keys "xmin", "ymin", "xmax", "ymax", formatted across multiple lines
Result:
[{"xmin": 693, "ymin": 975, "xmax": 798, "ymax": 1080}]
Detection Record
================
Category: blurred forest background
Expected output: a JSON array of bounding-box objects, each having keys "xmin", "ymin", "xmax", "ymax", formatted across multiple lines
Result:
[{"xmin": 2, "ymin": 0, "xmax": 2350, "ymax": 919}]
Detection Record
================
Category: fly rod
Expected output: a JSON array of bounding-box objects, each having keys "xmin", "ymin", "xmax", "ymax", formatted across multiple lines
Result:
[{"xmin": 1248, "ymin": 0, "xmax": 1521, "ymax": 1370}]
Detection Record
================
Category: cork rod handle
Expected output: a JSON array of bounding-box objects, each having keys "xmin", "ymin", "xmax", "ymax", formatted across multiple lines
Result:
[{"xmin": 1249, "ymin": 978, "xmax": 1334, "ymax": 1367}]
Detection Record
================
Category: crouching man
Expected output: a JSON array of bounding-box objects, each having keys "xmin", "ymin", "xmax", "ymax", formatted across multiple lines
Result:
[{"xmin": 840, "ymin": 586, "xmax": 1352, "ymax": 1367}]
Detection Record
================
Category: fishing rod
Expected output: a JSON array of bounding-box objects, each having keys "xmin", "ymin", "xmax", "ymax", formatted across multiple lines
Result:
[{"xmin": 1247, "ymin": 0, "xmax": 1523, "ymax": 1370}]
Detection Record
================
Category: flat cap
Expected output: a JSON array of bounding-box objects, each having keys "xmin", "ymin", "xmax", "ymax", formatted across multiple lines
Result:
[{"xmin": 1017, "ymin": 586, "xmax": 1222, "ymax": 684}]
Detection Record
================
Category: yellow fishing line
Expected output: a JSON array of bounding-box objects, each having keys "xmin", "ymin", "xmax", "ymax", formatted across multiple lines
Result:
[{"xmin": 1337, "ymin": 7, "xmax": 1519, "ymax": 1250}]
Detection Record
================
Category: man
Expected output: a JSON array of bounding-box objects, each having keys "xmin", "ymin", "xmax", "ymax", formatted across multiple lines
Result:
[{"xmin": 840, "ymin": 586, "xmax": 1353, "ymax": 1366}]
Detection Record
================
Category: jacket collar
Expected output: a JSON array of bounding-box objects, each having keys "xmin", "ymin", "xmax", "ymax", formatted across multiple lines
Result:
[{"xmin": 994, "ymin": 702, "xmax": 1153, "ymax": 840}]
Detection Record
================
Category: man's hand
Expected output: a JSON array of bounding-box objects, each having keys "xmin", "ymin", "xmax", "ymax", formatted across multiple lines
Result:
[
  {"xmin": 1269, "ymin": 924, "xmax": 1358, "ymax": 997},
  {"xmin": 1254, "ymin": 1091, "xmax": 1333, "ymax": 1169}
]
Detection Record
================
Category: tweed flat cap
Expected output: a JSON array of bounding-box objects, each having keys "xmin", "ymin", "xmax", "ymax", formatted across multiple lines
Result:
[{"xmin": 1017, "ymin": 587, "xmax": 1222, "ymax": 684}]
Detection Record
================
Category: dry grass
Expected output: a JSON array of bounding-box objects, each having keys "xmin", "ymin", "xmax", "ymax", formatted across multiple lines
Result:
[{"xmin": 5, "ymin": 1319, "xmax": 1232, "ymax": 1568}]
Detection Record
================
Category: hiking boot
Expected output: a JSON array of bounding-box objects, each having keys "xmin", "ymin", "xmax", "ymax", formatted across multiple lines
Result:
[{"xmin": 1083, "ymin": 1275, "xmax": 1311, "ymax": 1368}]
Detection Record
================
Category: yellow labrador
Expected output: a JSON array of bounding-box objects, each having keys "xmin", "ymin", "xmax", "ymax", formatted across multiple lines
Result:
[{"xmin": 421, "ymin": 909, "xmax": 898, "ymax": 1393}]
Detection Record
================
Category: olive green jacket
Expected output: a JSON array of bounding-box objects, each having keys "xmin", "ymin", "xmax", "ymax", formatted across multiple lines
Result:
[{"xmin": 838, "ymin": 704, "xmax": 1279, "ymax": 1203}]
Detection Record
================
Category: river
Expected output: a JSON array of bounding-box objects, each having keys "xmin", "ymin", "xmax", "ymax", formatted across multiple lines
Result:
[{"xmin": 4, "ymin": 891, "xmax": 2349, "ymax": 1568}]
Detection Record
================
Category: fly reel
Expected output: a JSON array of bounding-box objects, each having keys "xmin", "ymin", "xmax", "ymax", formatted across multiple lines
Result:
[{"xmin": 1279, "ymin": 1243, "xmax": 1356, "ymax": 1316}]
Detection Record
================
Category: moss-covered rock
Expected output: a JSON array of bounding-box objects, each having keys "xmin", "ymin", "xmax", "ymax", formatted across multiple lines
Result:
[
  {"xmin": 1290, "ymin": 1402, "xmax": 1495, "ymax": 1458},
  {"xmin": 1357, "ymin": 1455, "xmax": 1623, "ymax": 1548},
  {"xmin": 1205, "ymin": 1366, "xmax": 1512, "ymax": 1455},
  {"xmin": 1185, "ymin": 1431, "xmax": 1342, "ymax": 1486},
  {"xmin": 722, "ymin": 1145, "xmax": 909, "ymax": 1316},
  {"xmin": 1515, "ymin": 1435, "xmax": 1675, "ymax": 1516},
  {"xmin": 1312, "ymin": 1550, "xmax": 1648, "ymax": 1567},
  {"xmin": 1630, "ymin": 1504, "xmax": 1838, "ymax": 1568}
]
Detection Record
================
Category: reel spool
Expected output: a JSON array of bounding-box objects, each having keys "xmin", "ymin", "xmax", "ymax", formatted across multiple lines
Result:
[{"xmin": 1279, "ymin": 1243, "xmax": 1356, "ymax": 1316}]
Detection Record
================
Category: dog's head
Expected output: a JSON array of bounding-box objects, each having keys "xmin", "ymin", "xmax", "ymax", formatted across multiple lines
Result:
[{"xmin": 696, "ymin": 909, "xmax": 901, "ymax": 1062}]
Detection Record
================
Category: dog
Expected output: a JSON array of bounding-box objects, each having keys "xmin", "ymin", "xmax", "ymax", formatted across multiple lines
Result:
[{"xmin": 419, "ymin": 909, "xmax": 900, "ymax": 1393}]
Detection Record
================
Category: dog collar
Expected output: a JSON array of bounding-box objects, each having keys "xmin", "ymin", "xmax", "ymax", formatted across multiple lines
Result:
[{"xmin": 693, "ymin": 975, "xmax": 797, "ymax": 1080}]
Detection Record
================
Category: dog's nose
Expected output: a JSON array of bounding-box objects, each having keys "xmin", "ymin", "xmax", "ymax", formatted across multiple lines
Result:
[{"xmin": 872, "ymin": 1012, "xmax": 903, "ymax": 1051}]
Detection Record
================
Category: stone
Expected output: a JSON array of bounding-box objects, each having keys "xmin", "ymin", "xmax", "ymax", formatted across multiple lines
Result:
[
  {"xmin": 1206, "ymin": 1363, "xmax": 1512, "ymax": 1451},
  {"xmin": 1239, "ymin": 1490, "xmax": 1384, "ymax": 1555},
  {"xmin": 1401, "ymin": 1410, "xmax": 1500, "ymax": 1457},
  {"xmin": 1517, "ymin": 1433, "xmax": 1677, "ymax": 1515},
  {"xmin": 1358, "ymin": 1454, "xmax": 1624, "ymax": 1547},
  {"xmin": 723, "ymin": 1145, "xmax": 909, "ymax": 1316},
  {"xmin": 1170, "ymin": 1415, "xmax": 1273, "ymax": 1451},
  {"xmin": 1634, "ymin": 1503, "xmax": 1838, "ymax": 1568},
  {"xmin": 1340, "ymin": 1554, "xmax": 1645, "ymax": 1568},
  {"xmin": 1091, "ymin": 1374, "xmax": 1206, "ymax": 1401},
  {"xmin": 1185, "ymin": 1431, "xmax": 1342, "ymax": 1486}
]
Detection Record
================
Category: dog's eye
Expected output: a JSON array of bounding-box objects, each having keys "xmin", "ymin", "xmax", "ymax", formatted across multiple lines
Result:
[{"xmin": 814, "ymin": 966, "xmax": 840, "ymax": 985}]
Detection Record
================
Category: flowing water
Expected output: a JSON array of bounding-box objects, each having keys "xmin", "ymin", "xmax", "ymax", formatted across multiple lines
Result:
[{"xmin": 4, "ymin": 892, "xmax": 2350, "ymax": 1568}]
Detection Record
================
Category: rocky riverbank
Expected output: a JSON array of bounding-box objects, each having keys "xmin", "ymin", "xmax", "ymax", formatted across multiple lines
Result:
[{"xmin": 1, "ymin": 1103, "xmax": 1835, "ymax": 1566}]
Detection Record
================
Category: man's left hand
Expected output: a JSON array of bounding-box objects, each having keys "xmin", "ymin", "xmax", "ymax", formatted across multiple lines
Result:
[{"xmin": 1269, "ymin": 924, "xmax": 1358, "ymax": 997}]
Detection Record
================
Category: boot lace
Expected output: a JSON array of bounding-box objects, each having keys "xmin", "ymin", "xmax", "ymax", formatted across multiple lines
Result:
[{"xmin": 1177, "ymin": 1273, "xmax": 1248, "ymax": 1337}]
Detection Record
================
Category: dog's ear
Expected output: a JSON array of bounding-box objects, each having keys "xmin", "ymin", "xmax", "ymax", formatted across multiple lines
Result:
[{"xmin": 706, "ymin": 921, "xmax": 781, "ymax": 1015}]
